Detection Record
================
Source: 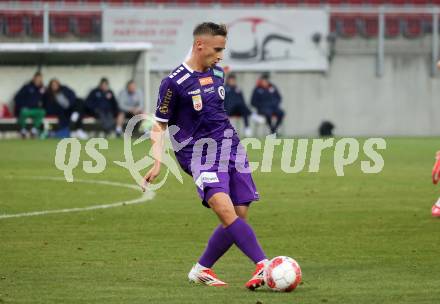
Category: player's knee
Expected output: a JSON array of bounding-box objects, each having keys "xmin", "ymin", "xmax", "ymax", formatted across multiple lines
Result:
[
  {"xmin": 214, "ymin": 203, "xmax": 235, "ymax": 218},
  {"xmin": 210, "ymin": 202, "xmax": 236, "ymax": 225}
]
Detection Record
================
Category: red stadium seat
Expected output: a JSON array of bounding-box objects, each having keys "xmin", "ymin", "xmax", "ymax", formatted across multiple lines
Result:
[
  {"xmin": 29, "ymin": 14, "xmax": 44, "ymax": 37},
  {"xmin": 328, "ymin": 0, "xmax": 345, "ymax": 5},
  {"xmin": 330, "ymin": 15, "xmax": 338, "ymax": 34},
  {"xmin": 240, "ymin": 0, "xmax": 258, "ymax": 4},
  {"xmin": 364, "ymin": 0, "xmax": 385, "ymax": 5},
  {"xmin": 335, "ymin": 15, "xmax": 358, "ymax": 38},
  {"xmin": 303, "ymin": 0, "xmax": 321, "ymax": 5},
  {"xmin": 347, "ymin": 0, "xmax": 363, "ymax": 4},
  {"xmin": 261, "ymin": 0, "xmax": 278, "ymax": 4},
  {"xmin": 152, "ymin": 0, "xmax": 173, "ymax": 4},
  {"xmin": 0, "ymin": 15, "xmax": 4, "ymax": 35},
  {"xmin": 130, "ymin": 0, "xmax": 149, "ymax": 4},
  {"xmin": 385, "ymin": 15, "xmax": 401, "ymax": 38},
  {"xmin": 196, "ymin": 0, "xmax": 215, "ymax": 4},
  {"xmin": 408, "ymin": 0, "xmax": 429, "ymax": 4},
  {"xmin": 72, "ymin": 13, "xmax": 99, "ymax": 37},
  {"xmin": 280, "ymin": 0, "xmax": 302, "ymax": 4},
  {"xmin": 175, "ymin": 0, "xmax": 193, "ymax": 4},
  {"xmin": 402, "ymin": 15, "xmax": 423, "ymax": 38},
  {"xmin": 358, "ymin": 14, "xmax": 378, "ymax": 38},
  {"xmin": 50, "ymin": 14, "xmax": 71, "ymax": 36},
  {"xmin": 218, "ymin": 0, "xmax": 235, "ymax": 4},
  {"xmin": 4, "ymin": 13, "xmax": 26, "ymax": 36},
  {"xmin": 390, "ymin": 0, "xmax": 406, "ymax": 5},
  {"xmin": 106, "ymin": 0, "xmax": 126, "ymax": 4}
]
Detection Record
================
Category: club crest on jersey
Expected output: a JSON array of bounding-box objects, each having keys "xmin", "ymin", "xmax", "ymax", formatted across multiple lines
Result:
[
  {"xmin": 192, "ymin": 94, "xmax": 203, "ymax": 111},
  {"xmin": 218, "ymin": 86, "xmax": 225, "ymax": 100},
  {"xmin": 199, "ymin": 77, "xmax": 213, "ymax": 86}
]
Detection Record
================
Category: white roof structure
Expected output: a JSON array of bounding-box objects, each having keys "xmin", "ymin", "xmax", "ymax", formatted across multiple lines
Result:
[{"xmin": 0, "ymin": 42, "xmax": 153, "ymax": 65}]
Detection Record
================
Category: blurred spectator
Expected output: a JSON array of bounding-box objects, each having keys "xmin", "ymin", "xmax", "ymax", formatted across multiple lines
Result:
[
  {"xmin": 43, "ymin": 78, "xmax": 88, "ymax": 139},
  {"xmin": 319, "ymin": 121, "xmax": 334, "ymax": 137},
  {"xmin": 251, "ymin": 73, "xmax": 285, "ymax": 135},
  {"xmin": 14, "ymin": 72, "xmax": 46, "ymax": 138},
  {"xmin": 85, "ymin": 78, "xmax": 122, "ymax": 137},
  {"xmin": 117, "ymin": 79, "xmax": 144, "ymax": 120},
  {"xmin": 224, "ymin": 73, "xmax": 257, "ymax": 137}
]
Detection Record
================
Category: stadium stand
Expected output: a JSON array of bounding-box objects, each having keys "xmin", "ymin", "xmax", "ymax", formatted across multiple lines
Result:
[
  {"xmin": 4, "ymin": 13, "xmax": 26, "ymax": 37},
  {"xmin": 0, "ymin": 1, "xmax": 437, "ymax": 39}
]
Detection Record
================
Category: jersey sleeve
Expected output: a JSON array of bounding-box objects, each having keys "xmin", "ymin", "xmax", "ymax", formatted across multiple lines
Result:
[{"xmin": 154, "ymin": 78, "xmax": 178, "ymax": 123}]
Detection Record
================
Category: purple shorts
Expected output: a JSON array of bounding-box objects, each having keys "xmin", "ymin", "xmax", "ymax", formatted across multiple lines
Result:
[
  {"xmin": 176, "ymin": 138, "xmax": 259, "ymax": 208},
  {"xmin": 193, "ymin": 167, "xmax": 259, "ymax": 208}
]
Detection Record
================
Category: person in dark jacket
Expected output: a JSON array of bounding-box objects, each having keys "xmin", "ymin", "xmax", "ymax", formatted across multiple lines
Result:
[
  {"xmin": 85, "ymin": 77, "xmax": 123, "ymax": 137},
  {"xmin": 250, "ymin": 73, "xmax": 285, "ymax": 135},
  {"xmin": 14, "ymin": 72, "xmax": 46, "ymax": 138},
  {"xmin": 43, "ymin": 78, "xmax": 88, "ymax": 139},
  {"xmin": 224, "ymin": 73, "xmax": 254, "ymax": 137}
]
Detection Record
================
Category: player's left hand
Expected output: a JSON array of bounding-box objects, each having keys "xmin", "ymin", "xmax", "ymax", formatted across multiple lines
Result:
[{"xmin": 432, "ymin": 151, "xmax": 440, "ymax": 184}]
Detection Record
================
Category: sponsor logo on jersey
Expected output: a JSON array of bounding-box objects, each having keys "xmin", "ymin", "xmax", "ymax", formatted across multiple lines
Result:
[
  {"xmin": 218, "ymin": 86, "xmax": 225, "ymax": 100},
  {"xmin": 159, "ymin": 88, "xmax": 173, "ymax": 114},
  {"xmin": 176, "ymin": 73, "xmax": 190, "ymax": 85},
  {"xmin": 192, "ymin": 94, "xmax": 203, "ymax": 111},
  {"xmin": 213, "ymin": 69, "xmax": 224, "ymax": 79},
  {"xmin": 199, "ymin": 77, "xmax": 213, "ymax": 86},
  {"xmin": 187, "ymin": 88, "xmax": 201, "ymax": 95},
  {"xmin": 203, "ymin": 86, "xmax": 215, "ymax": 94}
]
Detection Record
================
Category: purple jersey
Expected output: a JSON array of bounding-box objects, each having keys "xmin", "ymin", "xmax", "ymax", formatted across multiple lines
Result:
[{"xmin": 155, "ymin": 63, "xmax": 240, "ymax": 173}]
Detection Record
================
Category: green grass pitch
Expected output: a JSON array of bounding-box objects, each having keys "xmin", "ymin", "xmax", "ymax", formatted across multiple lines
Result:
[{"xmin": 0, "ymin": 137, "xmax": 439, "ymax": 304}]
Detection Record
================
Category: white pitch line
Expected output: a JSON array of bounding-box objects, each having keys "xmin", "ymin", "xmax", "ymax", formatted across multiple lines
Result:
[{"xmin": 0, "ymin": 176, "xmax": 155, "ymax": 220}]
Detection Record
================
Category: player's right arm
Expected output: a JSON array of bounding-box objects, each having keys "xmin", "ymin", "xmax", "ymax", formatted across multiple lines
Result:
[
  {"xmin": 432, "ymin": 151, "xmax": 440, "ymax": 184},
  {"xmin": 142, "ymin": 120, "xmax": 167, "ymax": 191},
  {"xmin": 141, "ymin": 77, "xmax": 178, "ymax": 191}
]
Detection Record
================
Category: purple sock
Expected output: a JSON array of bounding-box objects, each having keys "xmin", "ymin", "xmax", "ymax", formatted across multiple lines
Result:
[
  {"xmin": 198, "ymin": 224, "xmax": 234, "ymax": 268},
  {"xmin": 225, "ymin": 217, "xmax": 266, "ymax": 264}
]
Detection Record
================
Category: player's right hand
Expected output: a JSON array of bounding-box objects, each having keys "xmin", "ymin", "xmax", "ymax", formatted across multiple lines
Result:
[
  {"xmin": 432, "ymin": 151, "xmax": 440, "ymax": 184},
  {"xmin": 141, "ymin": 164, "xmax": 161, "ymax": 192}
]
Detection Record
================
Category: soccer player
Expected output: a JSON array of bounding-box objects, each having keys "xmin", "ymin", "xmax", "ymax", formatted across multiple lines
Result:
[
  {"xmin": 431, "ymin": 151, "xmax": 440, "ymax": 217},
  {"xmin": 142, "ymin": 22, "xmax": 268, "ymax": 289}
]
